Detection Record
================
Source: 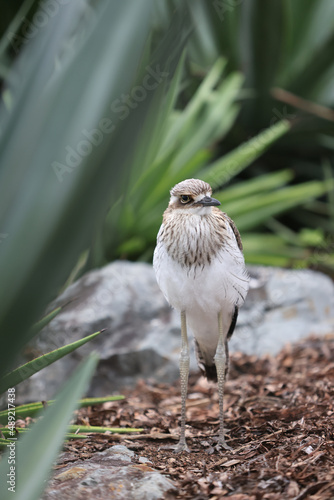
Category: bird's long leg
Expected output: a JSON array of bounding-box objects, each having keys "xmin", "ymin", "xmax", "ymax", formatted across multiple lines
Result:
[
  {"xmin": 214, "ymin": 310, "xmax": 231, "ymax": 450},
  {"xmin": 174, "ymin": 310, "xmax": 190, "ymax": 453}
]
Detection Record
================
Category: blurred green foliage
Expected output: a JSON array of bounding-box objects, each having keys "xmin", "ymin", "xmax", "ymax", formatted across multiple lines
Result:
[
  {"xmin": 140, "ymin": 0, "xmax": 334, "ymax": 274},
  {"xmin": 183, "ymin": 0, "xmax": 334, "ymax": 240}
]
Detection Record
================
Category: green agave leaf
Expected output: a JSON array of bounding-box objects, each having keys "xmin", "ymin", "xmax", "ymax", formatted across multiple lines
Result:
[
  {"xmin": 67, "ymin": 425, "xmax": 143, "ymax": 434},
  {"xmin": 127, "ymin": 52, "xmax": 187, "ymax": 211},
  {"xmin": 243, "ymin": 232, "xmax": 310, "ymax": 268},
  {"xmin": 242, "ymin": 233, "xmax": 308, "ymax": 259},
  {"xmin": 117, "ymin": 237, "xmax": 147, "ymax": 256},
  {"xmin": 232, "ymin": 179, "xmax": 334, "ymax": 231},
  {"xmin": 168, "ymin": 72, "xmax": 243, "ymax": 173},
  {"xmin": 60, "ymin": 250, "xmax": 90, "ymax": 293},
  {"xmin": 145, "ymin": 50, "xmax": 185, "ymax": 164},
  {"xmin": 265, "ymin": 218, "xmax": 308, "ymax": 246},
  {"xmin": 0, "ymin": 0, "xmax": 38, "ymax": 64},
  {"xmin": 129, "ymin": 50, "xmax": 187, "ymax": 191},
  {"xmin": 0, "ymin": 353, "xmax": 98, "ymax": 500},
  {"xmin": 0, "ymin": 424, "xmax": 141, "ymax": 441},
  {"xmin": 0, "ymin": 438, "xmax": 12, "ymax": 449},
  {"xmin": 0, "ymin": 428, "xmax": 29, "ymax": 437},
  {"xmin": 215, "ymin": 169, "xmax": 294, "ymax": 203},
  {"xmin": 0, "ymin": 330, "xmax": 104, "ymax": 394},
  {"xmin": 78, "ymin": 396, "xmax": 125, "ymax": 407},
  {"xmin": 159, "ymin": 58, "xmax": 227, "ymax": 155},
  {"xmin": 280, "ymin": 0, "xmax": 319, "ymax": 80},
  {"xmin": 245, "ymin": 254, "xmax": 296, "ymax": 267},
  {"xmin": 240, "ymin": 0, "xmax": 285, "ymax": 125},
  {"xmin": 279, "ymin": 0, "xmax": 334, "ymax": 101},
  {"xmin": 187, "ymin": 0, "xmax": 242, "ymax": 69},
  {"xmin": 65, "ymin": 433, "xmax": 88, "ymax": 440},
  {"xmin": 0, "ymin": 403, "xmax": 45, "ymax": 424},
  {"xmin": 201, "ymin": 120, "xmax": 291, "ymax": 189},
  {"xmin": 322, "ymin": 158, "xmax": 334, "ymax": 223},
  {"xmin": 28, "ymin": 306, "xmax": 62, "ymax": 336},
  {"xmin": 0, "ymin": 396, "xmax": 124, "ymax": 425}
]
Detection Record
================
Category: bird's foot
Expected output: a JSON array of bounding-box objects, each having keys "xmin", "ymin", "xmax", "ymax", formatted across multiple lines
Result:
[
  {"xmin": 173, "ymin": 439, "xmax": 190, "ymax": 454},
  {"xmin": 215, "ymin": 441, "xmax": 232, "ymax": 452},
  {"xmin": 213, "ymin": 436, "xmax": 232, "ymax": 452},
  {"xmin": 160, "ymin": 439, "xmax": 190, "ymax": 453}
]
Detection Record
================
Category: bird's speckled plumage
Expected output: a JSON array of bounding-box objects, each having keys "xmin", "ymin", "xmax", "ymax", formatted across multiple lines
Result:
[{"xmin": 159, "ymin": 207, "xmax": 243, "ymax": 270}]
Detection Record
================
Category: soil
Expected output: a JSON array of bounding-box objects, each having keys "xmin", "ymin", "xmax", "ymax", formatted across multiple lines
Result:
[{"xmin": 60, "ymin": 335, "xmax": 334, "ymax": 499}]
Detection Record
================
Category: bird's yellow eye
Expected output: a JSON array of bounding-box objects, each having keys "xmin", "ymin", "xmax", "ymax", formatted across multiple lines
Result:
[{"xmin": 180, "ymin": 195, "xmax": 191, "ymax": 204}]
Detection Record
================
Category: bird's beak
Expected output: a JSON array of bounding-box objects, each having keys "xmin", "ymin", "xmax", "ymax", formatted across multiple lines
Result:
[{"xmin": 197, "ymin": 196, "xmax": 221, "ymax": 207}]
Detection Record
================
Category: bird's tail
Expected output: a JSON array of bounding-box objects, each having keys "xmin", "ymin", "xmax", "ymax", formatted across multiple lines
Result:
[{"xmin": 195, "ymin": 340, "xmax": 229, "ymax": 383}]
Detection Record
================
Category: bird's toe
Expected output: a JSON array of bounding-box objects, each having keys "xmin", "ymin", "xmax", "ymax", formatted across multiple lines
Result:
[
  {"xmin": 214, "ymin": 440, "xmax": 232, "ymax": 452},
  {"xmin": 212, "ymin": 434, "xmax": 232, "ymax": 452},
  {"xmin": 173, "ymin": 441, "xmax": 191, "ymax": 454},
  {"xmin": 160, "ymin": 440, "xmax": 190, "ymax": 453}
]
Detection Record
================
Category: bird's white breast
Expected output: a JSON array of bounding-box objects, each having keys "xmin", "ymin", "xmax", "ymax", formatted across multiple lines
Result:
[{"xmin": 154, "ymin": 237, "xmax": 247, "ymax": 312}]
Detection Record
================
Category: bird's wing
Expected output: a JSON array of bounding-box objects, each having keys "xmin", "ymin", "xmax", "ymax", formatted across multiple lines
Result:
[
  {"xmin": 227, "ymin": 305, "xmax": 238, "ymax": 339},
  {"xmin": 212, "ymin": 207, "xmax": 243, "ymax": 252},
  {"xmin": 195, "ymin": 338, "xmax": 218, "ymax": 381},
  {"xmin": 223, "ymin": 212, "xmax": 243, "ymax": 252}
]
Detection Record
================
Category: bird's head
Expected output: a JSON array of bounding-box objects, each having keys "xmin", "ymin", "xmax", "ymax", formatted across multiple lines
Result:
[{"xmin": 168, "ymin": 178, "xmax": 221, "ymax": 215}]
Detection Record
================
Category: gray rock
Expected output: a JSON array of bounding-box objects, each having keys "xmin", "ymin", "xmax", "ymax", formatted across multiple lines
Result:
[
  {"xmin": 16, "ymin": 261, "xmax": 334, "ymax": 403},
  {"xmin": 139, "ymin": 456, "xmax": 153, "ymax": 464},
  {"xmin": 42, "ymin": 445, "xmax": 175, "ymax": 500},
  {"xmin": 105, "ymin": 445, "xmax": 134, "ymax": 463},
  {"xmin": 231, "ymin": 266, "xmax": 334, "ymax": 355}
]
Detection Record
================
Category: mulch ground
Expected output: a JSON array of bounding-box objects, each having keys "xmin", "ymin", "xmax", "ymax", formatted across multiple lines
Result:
[{"xmin": 63, "ymin": 335, "xmax": 334, "ymax": 499}]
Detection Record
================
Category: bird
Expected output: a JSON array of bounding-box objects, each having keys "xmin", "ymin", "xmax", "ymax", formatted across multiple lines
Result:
[{"xmin": 153, "ymin": 178, "xmax": 249, "ymax": 452}]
